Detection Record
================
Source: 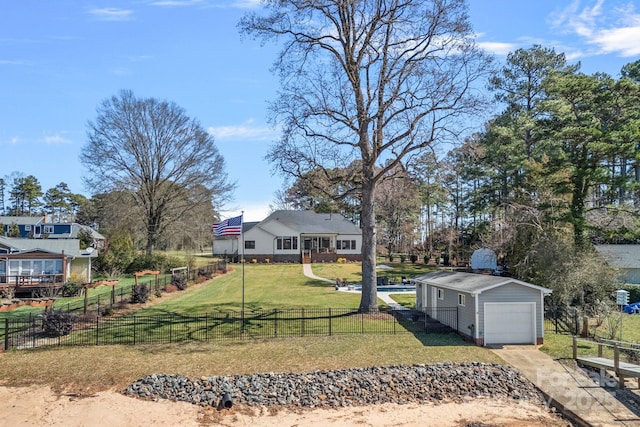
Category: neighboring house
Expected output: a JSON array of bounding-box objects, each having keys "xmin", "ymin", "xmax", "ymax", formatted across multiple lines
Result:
[
  {"xmin": 0, "ymin": 236, "xmax": 97, "ymax": 297},
  {"xmin": 213, "ymin": 210, "xmax": 362, "ymax": 263},
  {"xmin": 594, "ymin": 244, "xmax": 640, "ymax": 284},
  {"xmin": 0, "ymin": 216, "xmax": 105, "ymax": 248},
  {"xmin": 414, "ymin": 270, "xmax": 552, "ymax": 346}
]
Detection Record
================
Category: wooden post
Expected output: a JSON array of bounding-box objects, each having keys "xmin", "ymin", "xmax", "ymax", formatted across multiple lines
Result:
[
  {"xmin": 614, "ymin": 344, "xmax": 625, "ymax": 389},
  {"xmin": 598, "ymin": 343, "xmax": 603, "ymax": 357},
  {"xmin": 572, "ymin": 336, "xmax": 577, "ymax": 360}
]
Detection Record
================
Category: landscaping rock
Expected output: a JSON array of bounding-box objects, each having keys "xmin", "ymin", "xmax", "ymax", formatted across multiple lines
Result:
[{"xmin": 124, "ymin": 363, "xmax": 547, "ymax": 409}]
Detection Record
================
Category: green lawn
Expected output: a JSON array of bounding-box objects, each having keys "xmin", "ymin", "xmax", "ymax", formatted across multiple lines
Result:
[{"xmin": 0, "ymin": 261, "xmax": 507, "ymax": 392}]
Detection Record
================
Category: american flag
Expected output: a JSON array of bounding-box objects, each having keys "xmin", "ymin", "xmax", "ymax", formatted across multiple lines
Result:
[{"xmin": 213, "ymin": 214, "xmax": 243, "ymax": 237}]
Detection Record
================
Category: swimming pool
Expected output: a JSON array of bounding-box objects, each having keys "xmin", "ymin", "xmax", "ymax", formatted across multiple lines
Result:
[{"xmin": 351, "ymin": 284, "xmax": 416, "ymax": 292}]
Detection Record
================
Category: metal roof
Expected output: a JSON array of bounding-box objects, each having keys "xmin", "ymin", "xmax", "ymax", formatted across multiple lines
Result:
[{"xmin": 413, "ymin": 270, "xmax": 551, "ymax": 296}]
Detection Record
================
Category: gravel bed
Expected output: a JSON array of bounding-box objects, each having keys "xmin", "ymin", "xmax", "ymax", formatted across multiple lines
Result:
[{"xmin": 124, "ymin": 362, "xmax": 548, "ymax": 409}]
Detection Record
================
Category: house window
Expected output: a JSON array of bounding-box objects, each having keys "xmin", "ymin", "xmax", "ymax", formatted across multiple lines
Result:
[
  {"xmin": 44, "ymin": 225, "xmax": 54, "ymax": 234},
  {"xmin": 245, "ymin": 240, "xmax": 255, "ymax": 250},
  {"xmin": 458, "ymin": 293, "xmax": 466, "ymax": 306},
  {"xmin": 24, "ymin": 225, "xmax": 31, "ymax": 231},
  {"xmin": 338, "ymin": 240, "xmax": 357, "ymax": 250},
  {"xmin": 437, "ymin": 288, "xmax": 444, "ymax": 300},
  {"xmin": 276, "ymin": 236, "xmax": 298, "ymax": 250}
]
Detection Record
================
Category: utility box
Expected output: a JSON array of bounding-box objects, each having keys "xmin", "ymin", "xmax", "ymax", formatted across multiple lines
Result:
[{"xmin": 616, "ymin": 289, "xmax": 630, "ymax": 306}]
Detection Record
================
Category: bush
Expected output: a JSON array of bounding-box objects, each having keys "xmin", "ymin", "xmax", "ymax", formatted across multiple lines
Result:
[
  {"xmin": 171, "ymin": 274, "xmax": 188, "ymax": 291},
  {"xmin": 62, "ymin": 280, "xmax": 82, "ymax": 297},
  {"xmin": 410, "ymin": 254, "xmax": 418, "ymax": 263},
  {"xmin": 42, "ymin": 309, "xmax": 76, "ymax": 337},
  {"xmin": 388, "ymin": 254, "xmax": 394, "ymax": 262},
  {"xmin": 130, "ymin": 283, "xmax": 150, "ymax": 304},
  {"xmin": 423, "ymin": 255, "xmax": 429, "ymax": 264},
  {"xmin": 125, "ymin": 253, "xmax": 183, "ymax": 274},
  {"xmin": 399, "ymin": 254, "xmax": 406, "ymax": 263}
]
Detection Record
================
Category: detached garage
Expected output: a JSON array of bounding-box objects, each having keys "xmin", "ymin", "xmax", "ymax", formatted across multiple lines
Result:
[{"xmin": 414, "ymin": 271, "xmax": 552, "ymax": 346}]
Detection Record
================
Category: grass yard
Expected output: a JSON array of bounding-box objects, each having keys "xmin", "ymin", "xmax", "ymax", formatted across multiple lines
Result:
[
  {"xmin": 0, "ymin": 261, "xmax": 507, "ymax": 392},
  {"xmin": 0, "ymin": 333, "xmax": 502, "ymax": 391}
]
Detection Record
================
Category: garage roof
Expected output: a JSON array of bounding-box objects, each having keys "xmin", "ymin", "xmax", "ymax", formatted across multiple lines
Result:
[{"xmin": 413, "ymin": 270, "xmax": 552, "ymax": 296}]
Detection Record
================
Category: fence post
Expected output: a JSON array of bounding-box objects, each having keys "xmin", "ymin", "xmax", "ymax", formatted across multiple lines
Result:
[
  {"xmin": 274, "ymin": 309, "xmax": 278, "ymax": 338},
  {"xmin": 96, "ymin": 316, "xmax": 100, "ymax": 346},
  {"xmin": 301, "ymin": 308, "xmax": 305, "ymax": 337},
  {"xmin": 572, "ymin": 336, "xmax": 577, "ymax": 360},
  {"xmin": 133, "ymin": 316, "xmax": 136, "ymax": 345},
  {"xmin": 361, "ymin": 310, "xmax": 364, "ymax": 334},
  {"xmin": 205, "ymin": 313, "xmax": 209, "ymax": 342},
  {"xmin": 329, "ymin": 308, "xmax": 332, "ymax": 336},
  {"xmin": 4, "ymin": 318, "xmax": 9, "ymax": 350},
  {"xmin": 169, "ymin": 314, "xmax": 173, "ymax": 343}
]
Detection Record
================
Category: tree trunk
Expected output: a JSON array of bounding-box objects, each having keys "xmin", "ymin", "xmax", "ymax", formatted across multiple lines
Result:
[{"xmin": 359, "ymin": 181, "xmax": 378, "ymax": 313}]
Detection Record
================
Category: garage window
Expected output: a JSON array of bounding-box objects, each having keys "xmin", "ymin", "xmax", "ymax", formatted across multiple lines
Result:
[
  {"xmin": 437, "ymin": 288, "xmax": 444, "ymax": 300},
  {"xmin": 458, "ymin": 293, "xmax": 466, "ymax": 306}
]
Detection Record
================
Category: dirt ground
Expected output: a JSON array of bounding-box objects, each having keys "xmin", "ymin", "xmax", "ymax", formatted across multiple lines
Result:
[{"xmin": 0, "ymin": 385, "xmax": 572, "ymax": 427}]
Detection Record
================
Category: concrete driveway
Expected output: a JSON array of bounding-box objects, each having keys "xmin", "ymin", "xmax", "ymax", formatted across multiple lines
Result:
[{"xmin": 492, "ymin": 345, "xmax": 640, "ymax": 426}]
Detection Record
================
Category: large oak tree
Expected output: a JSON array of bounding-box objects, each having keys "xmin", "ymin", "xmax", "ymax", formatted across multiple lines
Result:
[
  {"xmin": 81, "ymin": 90, "xmax": 234, "ymax": 255},
  {"xmin": 240, "ymin": 0, "xmax": 490, "ymax": 311}
]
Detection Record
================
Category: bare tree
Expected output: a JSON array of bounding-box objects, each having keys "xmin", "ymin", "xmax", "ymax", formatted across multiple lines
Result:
[
  {"xmin": 81, "ymin": 90, "xmax": 235, "ymax": 255},
  {"xmin": 240, "ymin": 0, "xmax": 490, "ymax": 311}
]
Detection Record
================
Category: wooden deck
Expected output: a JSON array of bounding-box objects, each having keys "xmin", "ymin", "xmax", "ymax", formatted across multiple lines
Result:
[{"xmin": 573, "ymin": 336, "xmax": 640, "ymax": 388}]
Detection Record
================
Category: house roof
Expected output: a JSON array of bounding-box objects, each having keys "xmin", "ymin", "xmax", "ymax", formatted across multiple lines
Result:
[
  {"xmin": 0, "ymin": 236, "xmax": 97, "ymax": 258},
  {"xmin": 413, "ymin": 270, "xmax": 552, "ymax": 296},
  {"xmin": 47, "ymin": 223, "xmax": 106, "ymax": 241},
  {"xmin": 0, "ymin": 216, "xmax": 45, "ymax": 226},
  {"xmin": 262, "ymin": 210, "xmax": 361, "ymax": 235},
  {"xmin": 594, "ymin": 245, "xmax": 640, "ymax": 269}
]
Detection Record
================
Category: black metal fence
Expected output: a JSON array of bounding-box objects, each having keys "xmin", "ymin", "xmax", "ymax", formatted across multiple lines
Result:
[
  {"xmin": 544, "ymin": 305, "xmax": 584, "ymax": 335},
  {"xmin": 51, "ymin": 261, "xmax": 226, "ymax": 314},
  {"xmin": 3, "ymin": 307, "xmax": 407, "ymax": 350},
  {"xmin": 414, "ymin": 307, "xmax": 459, "ymax": 333}
]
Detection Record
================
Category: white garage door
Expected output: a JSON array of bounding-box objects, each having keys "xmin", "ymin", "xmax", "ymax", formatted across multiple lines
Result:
[{"xmin": 484, "ymin": 302, "xmax": 536, "ymax": 345}]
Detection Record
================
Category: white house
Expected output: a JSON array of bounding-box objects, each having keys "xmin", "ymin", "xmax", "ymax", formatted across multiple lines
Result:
[
  {"xmin": 594, "ymin": 244, "xmax": 640, "ymax": 284},
  {"xmin": 213, "ymin": 210, "xmax": 362, "ymax": 263},
  {"xmin": 414, "ymin": 270, "xmax": 552, "ymax": 346}
]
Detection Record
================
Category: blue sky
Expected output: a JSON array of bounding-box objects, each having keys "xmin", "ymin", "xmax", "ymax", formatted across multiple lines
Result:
[{"xmin": 1, "ymin": 1, "xmax": 639, "ymax": 222}]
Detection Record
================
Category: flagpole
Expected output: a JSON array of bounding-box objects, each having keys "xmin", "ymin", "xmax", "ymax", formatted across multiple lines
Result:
[{"xmin": 241, "ymin": 211, "xmax": 245, "ymax": 333}]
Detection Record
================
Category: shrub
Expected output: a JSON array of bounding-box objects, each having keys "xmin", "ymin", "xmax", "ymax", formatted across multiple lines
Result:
[
  {"xmin": 62, "ymin": 280, "xmax": 82, "ymax": 297},
  {"xmin": 130, "ymin": 283, "xmax": 150, "ymax": 304},
  {"xmin": 388, "ymin": 254, "xmax": 394, "ymax": 262},
  {"xmin": 125, "ymin": 253, "xmax": 183, "ymax": 274},
  {"xmin": 171, "ymin": 274, "xmax": 188, "ymax": 291},
  {"xmin": 42, "ymin": 309, "xmax": 76, "ymax": 337},
  {"xmin": 410, "ymin": 254, "xmax": 418, "ymax": 263},
  {"xmin": 337, "ymin": 257, "xmax": 347, "ymax": 263},
  {"xmin": 423, "ymin": 255, "xmax": 429, "ymax": 264},
  {"xmin": 101, "ymin": 307, "xmax": 114, "ymax": 317},
  {"xmin": 399, "ymin": 254, "xmax": 406, "ymax": 263}
]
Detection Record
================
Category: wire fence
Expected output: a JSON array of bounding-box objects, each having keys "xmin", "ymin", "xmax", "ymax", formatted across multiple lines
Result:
[{"xmin": 3, "ymin": 307, "xmax": 409, "ymax": 350}]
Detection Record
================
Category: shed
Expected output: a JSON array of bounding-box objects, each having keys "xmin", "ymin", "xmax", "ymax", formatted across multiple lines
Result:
[
  {"xmin": 470, "ymin": 248, "xmax": 497, "ymax": 271},
  {"xmin": 414, "ymin": 271, "xmax": 552, "ymax": 346}
]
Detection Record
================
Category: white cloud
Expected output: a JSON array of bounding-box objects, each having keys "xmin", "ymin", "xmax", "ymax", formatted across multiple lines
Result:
[
  {"xmin": 551, "ymin": 0, "xmax": 640, "ymax": 57},
  {"xmin": 476, "ymin": 41, "xmax": 518, "ymax": 56},
  {"xmin": 207, "ymin": 119, "xmax": 277, "ymax": 141},
  {"xmin": 88, "ymin": 8, "xmax": 134, "ymax": 21},
  {"xmin": 42, "ymin": 134, "xmax": 71, "ymax": 145},
  {"xmin": 591, "ymin": 23, "xmax": 640, "ymax": 56}
]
